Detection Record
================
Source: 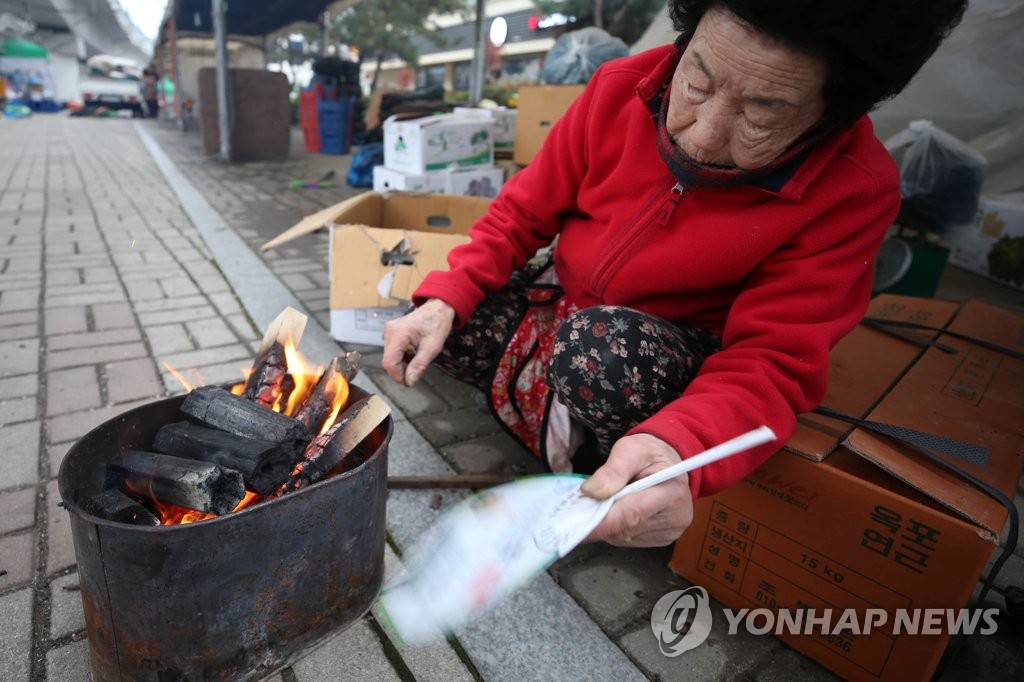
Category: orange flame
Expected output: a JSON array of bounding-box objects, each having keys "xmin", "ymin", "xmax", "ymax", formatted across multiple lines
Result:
[
  {"xmin": 151, "ymin": 490, "xmax": 263, "ymax": 525},
  {"xmin": 233, "ymin": 490, "xmax": 260, "ymax": 511},
  {"xmin": 320, "ymin": 374, "xmax": 350, "ymax": 435},
  {"xmin": 126, "ymin": 481, "xmax": 211, "ymax": 526},
  {"xmin": 282, "ymin": 338, "xmax": 320, "ymax": 416},
  {"xmin": 178, "ymin": 509, "xmax": 217, "ymax": 524},
  {"xmin": 164, "ymin": 363, "xmax": 201, "ymax": 392}
]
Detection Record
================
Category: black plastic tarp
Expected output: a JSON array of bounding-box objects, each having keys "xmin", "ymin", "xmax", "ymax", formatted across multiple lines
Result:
[{"xmin": 173, "ymin": 0, "xmax": 332, "ymax": 37}]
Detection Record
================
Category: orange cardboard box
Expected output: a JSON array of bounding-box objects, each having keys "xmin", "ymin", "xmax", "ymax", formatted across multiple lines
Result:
[
  {"xmin": 670, "ymin": 295, "xmax": 1024, "ymax": 681},
  {"xmin": 512, "ymin": 85, "xmax": 585, "ymax": 166}
]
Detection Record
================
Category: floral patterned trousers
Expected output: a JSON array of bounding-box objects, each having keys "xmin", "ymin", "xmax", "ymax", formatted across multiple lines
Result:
[
  {"xmin": 433, "ymin": 260, "xmax": 721, "ymax": 470},
  {"xmin": 546, "ymin": 306, "xmax": 721, "ymax": 459}
]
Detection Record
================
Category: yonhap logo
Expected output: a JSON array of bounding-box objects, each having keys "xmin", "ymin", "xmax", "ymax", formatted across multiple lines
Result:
[
  {"xmin": 650, "ymin": 586, "xmax": 713, "ymax": 656},
  {"xmin": 649, "ymin": 589, "xmax": 1000, "ymax": 659}
]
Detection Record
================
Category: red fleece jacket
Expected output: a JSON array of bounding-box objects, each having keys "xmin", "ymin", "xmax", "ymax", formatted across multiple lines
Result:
[{"xmin": 415, "ymin": 45, "xmax": 900, "ymax": 499}]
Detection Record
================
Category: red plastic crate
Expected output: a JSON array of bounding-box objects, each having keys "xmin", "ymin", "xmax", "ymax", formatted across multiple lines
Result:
[
  {"xmin": 299, "ymin": 89, "xmax": 320, "ymax": 152},
  {"xmin": 299, "ymin": 89, "xmax": 319, "ymax": 126},
  {"xmin": 301, "ymin": 124, "xmax": 320, "ymax": 153}
]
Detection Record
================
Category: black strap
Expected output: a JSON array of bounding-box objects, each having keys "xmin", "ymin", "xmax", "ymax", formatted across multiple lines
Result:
[
  {"xmin": 814, "ymin": 405, "xmax": 989, "ymax": 467},
  {"xmin": 863, "ymin": 316, "xmax": 1024, "ymax": 361},
  {"xmin": 860, "ymin": 317, "xmax": 958, "ymax": 354},
  {"xmin": 813, "ymin": 406, "xmax": 1017, "ymax": 612}
]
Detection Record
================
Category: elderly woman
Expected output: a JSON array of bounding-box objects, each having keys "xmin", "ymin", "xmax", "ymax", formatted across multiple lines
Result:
[{"xmin": 382, "ymin": 0, "xmax": 968, "ymax": 547}]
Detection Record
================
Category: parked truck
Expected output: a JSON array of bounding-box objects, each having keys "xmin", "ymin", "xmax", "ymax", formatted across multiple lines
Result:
[{"xmin": 78, "ymin": 71, "xmax": 143, "ymax": 117}]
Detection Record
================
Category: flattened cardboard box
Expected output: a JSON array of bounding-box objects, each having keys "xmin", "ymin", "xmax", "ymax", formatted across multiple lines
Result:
[
  {"xmin": 260, "ymin": 192, "xmax": 492, "ymax": 346},
  {"xmin": 671, "ymin": 295, "xmax": 1024, "ymax": 682}
]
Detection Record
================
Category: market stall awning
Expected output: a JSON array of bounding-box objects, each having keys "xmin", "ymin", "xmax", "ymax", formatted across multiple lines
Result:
[
  {"xmin": 172, "ymin": 0, "xmax": 334, "ymax": 36},
  {"xmin": 1, "ymin": 38, "xmax": 49, "ymax": 58}
]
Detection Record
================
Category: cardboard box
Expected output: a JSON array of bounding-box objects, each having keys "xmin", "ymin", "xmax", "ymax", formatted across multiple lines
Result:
[
  {"xmin": 513, "ymin": 85, "xmax": 586, "ymax": 165},
  {"xmin": 260, "ymin": 192, "xmax": 492, "ymax": 346},
  {"xmin": 445, "ymin": 166, "xmax": 504, "ymax": 198},
  {"xmin": 372, "ymin": 166, "xmax": 505, "ymax": 199},
  {"xmin": 670, "ymin": 295, "xmax": 1024, "ymax": 682},
  {"xmin": 372, "ymin": 166, "xmax": 446, "ymax": 194},
  {"xmin": 947, "ymin": 193, "xmax": 1024, "ymax": 290},
  {"xmin": 454, "ymin": 106, "xmax": 517, "ymax": 151},
  {"xmin": 383, "ymin": 113, "xmax": 495, "ymax": 175}
]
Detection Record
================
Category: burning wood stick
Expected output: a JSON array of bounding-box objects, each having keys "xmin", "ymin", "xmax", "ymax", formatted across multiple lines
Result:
[
  {"xmin": 242, "ymin": 341, "xmax": 290, "ymax": 409},
  {"xmin": 243, "ymin": 307, "xmax": 308, "ymax": 408},
  {"xmin": 267, "ymin": 395, "xmax": 390, "ymax": 499},
  {"xmin": 293, "ymin": 351, "xmax": 362, "ymax": 432},
  {"xmin": 257, "ymin": 306, "xmax": 307, "ymax": 356},
  {"xmin": 108, "ymin": 450, "xmax": 245, "ymax": 516},
  {"xmin": 82, "ymin": 488, "xmax": 160, "ymax": 525},
  {"xmin": 181, "ymin": 385, "xmax": 311, "ymax": 444},
  {"xmin": 152, "ymin": 422, "xmax": 302, "ymax": 495}
]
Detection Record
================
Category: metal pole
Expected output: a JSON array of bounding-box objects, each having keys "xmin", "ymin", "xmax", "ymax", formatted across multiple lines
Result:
[
  {"xmin": 212, "ymin": 0, "xmax": 232, "ymax": 161},
  {"xmin": 168, "ymin": 16, "xmax": 183, "ymax": 128},
  {"xmin": 470, "ymin": 0, "xmax": 487, "ymax": 104},
  {"xmin": 321, "ymin": 9, "xmax": 328, "ymax": 57}
]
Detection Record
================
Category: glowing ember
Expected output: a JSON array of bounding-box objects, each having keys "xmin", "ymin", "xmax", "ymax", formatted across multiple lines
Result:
[
  {"xmin": 151, "ymin": 490, "xmax": 262, "ymax": 525},
  {"xmin": 178, "ymin": 509, "xmax": 216, "ymax": 524},
  {"xmin": 233, "ymin": 490, "xmax": 260, "ymax": 511}
]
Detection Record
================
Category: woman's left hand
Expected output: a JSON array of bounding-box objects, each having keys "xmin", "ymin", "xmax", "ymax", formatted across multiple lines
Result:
[{"xmin": 581, "ymin": 433, "xmax": 694, "ymax": 547}]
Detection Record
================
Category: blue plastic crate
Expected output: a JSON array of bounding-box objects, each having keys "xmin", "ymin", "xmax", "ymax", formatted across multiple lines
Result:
[
  {"xmin": 317, "ymin": 94, "xmax": 356, "ymax": 155},
  {"xmin": 317, "ymin": 98, "xmax": 347, "ymax": 118},
  {"xmin": 31, "ymin": 100, "xmax": 62, "ymax": 113},
  {"xmin": 317, "ymin": 94, "xmax": 354, "ymax": 120},
  {"xmin": 319, "ymin": 135, "xmax": 346, "ymax": 155}
]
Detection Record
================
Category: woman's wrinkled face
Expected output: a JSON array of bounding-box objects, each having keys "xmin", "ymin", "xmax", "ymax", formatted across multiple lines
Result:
[{"xmin": 666, "ymin": 7, "xmax": 827, "ymax": 170}]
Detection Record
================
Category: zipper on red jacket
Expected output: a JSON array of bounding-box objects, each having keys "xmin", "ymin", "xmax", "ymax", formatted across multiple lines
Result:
[
  {"xmin": 659, "ymin": 182, "xmax": 685, "ymax": 224},
  {"xmin": 590, "ymin": 182, "xmax": 685, "ymax": 295}
]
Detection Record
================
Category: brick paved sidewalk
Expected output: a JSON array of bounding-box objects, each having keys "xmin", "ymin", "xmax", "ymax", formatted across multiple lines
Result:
[{"xmin": 1, "ymin": 114, "xmax": 1021, "ymax": 681}]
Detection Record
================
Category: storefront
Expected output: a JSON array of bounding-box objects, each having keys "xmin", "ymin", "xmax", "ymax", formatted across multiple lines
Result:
[{"xmin": 361, "ymin": 0, "xmax": 577, "ymax": 95}]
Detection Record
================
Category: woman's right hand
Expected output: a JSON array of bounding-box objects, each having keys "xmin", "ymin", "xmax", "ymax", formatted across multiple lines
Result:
[{"xmin": 382, "ymin": 298, "xmax": 456, "ymax": 387}]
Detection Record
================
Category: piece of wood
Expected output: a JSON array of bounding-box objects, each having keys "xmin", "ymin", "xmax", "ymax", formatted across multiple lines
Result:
[
  {"xmin": 82, "ymin": 488, "xmax": 160, "ymax": 525},
  {"xmin": 181, "ymin": 385, "xmax": 311, "ymax": 444},
  {"xmin": 108, "ymin": 450, "xmax": 245, "ymax": 516},
  {"xmin": 386, "ymin": 474, "xmax": 514, "ymax": 490},
  {"xmin": 257, "ymin": 306, "xmax": 307, "ymax": 356},
  {"xmin": 242, "ymin": 340, "xmax": 290, "ymax": 409},
  {"xmin": 292, "ymin": 356, "xmax": 341, "ymax": 432},
  {"xmin": 292, "ymin": 351, "xmax": 363, "ymax": 432},
  {"xmin": 267, "ymin": 395, "xmax": 390, "ymax": 499},
  {"xmin": 152, "ymin": 421, "xmax": 301, "ymax": 495}
]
